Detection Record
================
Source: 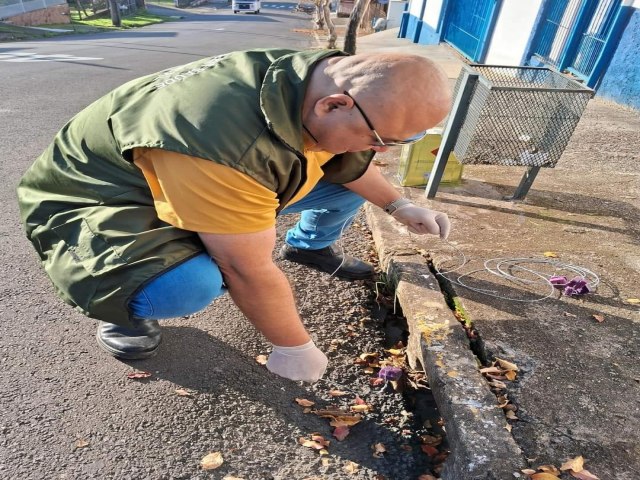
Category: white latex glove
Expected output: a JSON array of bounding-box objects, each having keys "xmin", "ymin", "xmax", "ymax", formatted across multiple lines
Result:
[
  {"xmin": 266, "ymin": 340, "xmax": 328, "ymax": 382},
  {"xmin": 391, "ymin": 203, "xmax": 451, "ymax": 239}
]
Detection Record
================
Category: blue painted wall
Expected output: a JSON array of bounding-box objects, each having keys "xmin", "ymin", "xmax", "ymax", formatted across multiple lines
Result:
[
  {"xmin": 417, "ymin": 20, "xmax": 440, "ymax": 44},
  {"xmin": 401, "ymin": 14, "xmax": 441, "ymax": 44},
  {"xmin": 596, "ymin": 7, "xmax": 640, "ymax": 110}
]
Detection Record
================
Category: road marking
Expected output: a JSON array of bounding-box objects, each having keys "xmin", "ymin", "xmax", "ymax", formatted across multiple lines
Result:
[{"xmin": 0, "ymin": 52, "xmax": 103, "ymax": 63}]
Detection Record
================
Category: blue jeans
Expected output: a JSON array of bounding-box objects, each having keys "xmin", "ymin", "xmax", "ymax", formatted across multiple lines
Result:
[{"xmin": 128, "ymin": 181, "xmax": 365, "ymax": 320}]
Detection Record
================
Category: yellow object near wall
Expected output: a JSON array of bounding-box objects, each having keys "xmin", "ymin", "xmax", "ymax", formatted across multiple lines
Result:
[{"xmin": 397, "ymin": 130, "xmax": 464, "ymax": 187}]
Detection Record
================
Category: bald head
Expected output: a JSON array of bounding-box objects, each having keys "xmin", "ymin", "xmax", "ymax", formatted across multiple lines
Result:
[{"xmin": 324, "ymin": 53, "xmax": 451, "ymax": 138}]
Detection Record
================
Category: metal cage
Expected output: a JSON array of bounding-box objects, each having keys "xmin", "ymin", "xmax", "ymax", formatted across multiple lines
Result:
[
  {"xmin": 451, "ymin": 65, "xmax": 593, "ymax": 168},
  {"xmin": 426, "ymin": 64, "xmax": 594, "ymax": 200}
]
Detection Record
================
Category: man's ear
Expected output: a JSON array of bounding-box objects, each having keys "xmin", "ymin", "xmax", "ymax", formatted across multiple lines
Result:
[{"xmin": 314, "ymin": 93, "xmax": 351, "ymax": 117}]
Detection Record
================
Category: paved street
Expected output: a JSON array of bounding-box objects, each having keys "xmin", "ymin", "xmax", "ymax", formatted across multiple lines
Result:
[{"xmin": 0, "ymin": 6, "xmax": 443, "ymax": 479}]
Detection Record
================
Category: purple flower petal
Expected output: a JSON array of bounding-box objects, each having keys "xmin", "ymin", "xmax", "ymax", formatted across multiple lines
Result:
[
  {"xmin": 550, "ymin": 275, "xmax": 568, "ymax": 289},
  {"xmin": 563, "ymin": 277, "xmax": 591, "ymax": 296},
  {"xmin": 378, "ymin": 366, "xmax": 403, "ymax": 381}
]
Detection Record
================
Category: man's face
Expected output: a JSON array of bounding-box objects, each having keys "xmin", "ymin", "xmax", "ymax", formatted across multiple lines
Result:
[{"xmin": 306, "ymin": 92, "xmax": 427, "ymax": 155}]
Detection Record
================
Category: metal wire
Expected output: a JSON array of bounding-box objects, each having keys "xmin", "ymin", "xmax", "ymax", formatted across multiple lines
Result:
[{"xmin": 432, "ymin": 239, "xmax": 599, "ymax": 302}]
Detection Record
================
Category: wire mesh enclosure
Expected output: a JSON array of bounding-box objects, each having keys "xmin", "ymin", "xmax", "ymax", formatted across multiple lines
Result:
[{"xmin": 451, "ymin": 65, "xmax": 594, "ymax": 168}]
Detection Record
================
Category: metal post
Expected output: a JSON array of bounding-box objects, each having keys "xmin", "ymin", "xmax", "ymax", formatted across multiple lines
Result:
[
  {"xmin": 510, "ymin": 166, "xmax": 541, "ymax": 200},
  {"xmin": 425, "ymin": 70, "xmax": 478, "ymax": 199}
]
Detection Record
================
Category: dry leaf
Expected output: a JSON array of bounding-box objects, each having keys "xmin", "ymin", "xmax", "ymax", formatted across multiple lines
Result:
[
  {"xmin": 350, "ymin": 404, "xmax": 372, "ymax": 413},
  {"xmin": 560, "ymin": 456, "xmax": 584, "ymax": 472},
  {"xmin": 480, "ymin": 366, "xmax": 502, "ymax": 374},
  {"xmin": 505, "ymin": 370, "xmax": 518, "ymax": 381},
  {"xmin": 489, "ymin": 379, "xmax": 508, "ymax": 389},
  {"xmin": 328, "ymin": 389, "xmax": 347, "ymax": 397},
  {"xmin": 592, "ymin": 314, "xmax": 605, "ymax": 323},
  {"xmin": 333, "ymin": 426, "xmax": 350, "ymax": 441},
  {"xmin": 329, "ymin": 415, "xmax": 362, "ymax": 427},
  {"xmin": 543, "ymin": 251, "xmax": 558, "ymax": 258},
  {"xmin": 505, "ymin": 424, "xmax": 512, "ymax": 432},
  {"xmin": 420, "ymin": 435, "xmax": 442, "ymax": 446},
  {"xmin": 343, "ymin": 460, "xmax": 359, "ymax": 474},
  {"xmin": 626, "ymin": 298, "xmax": 639, "ymax": 304},
  {"xmin": 521, "ymin": 469, "xmax": 537, "ymax": 475},
  {"xmin": 201, "ymin": 452, "xmax": 224, "ymax": 470},
  {"xmin": 255, "ymin": 355, "xmax": 268, "ymax": 365},
  {"xmin": 531, "ymin": 473, "xmax": 561, "ymax": 480},
  {"xmin": 421, "ymin": 445, "xmax": 439, "ymax": 456},
  {"xmin": 564, "ymin": 312, "xmax": 577, "ymax": 317},
  {"xmin": 175, "ymin": 388, "xmax": 194, "ymax": 398},
  {"xmin": 505, "ymin": 410, "xmax": 518, "ymax": 420},
  {"xmin": 75, "ymin": 438, "xmax": 90, "ymax": 448},
  {"xmin": 295, "ymin": 398, "xmax": 315, "ymax": 407},
  {"xmin": 386, "ymin": 348, "xmax": 404, "ymax": 356},
  {"xmin": 321, "ymin": 458, "xmax": 331, "ymax": 467},
  {"xmin": 126, "ymin": 371, "xmax": 151, "ymax": 379},
  {"xmin": 496, "ymin": 358, "xmax": 519, "ymax": 371},
  {"xmin": 570, "ymin": 469, "xmax": 600, "ymax": 480},
  {"xmin": 372, "ymin": 443, "xmax": 386, "ymax": 458},
  {"xmin": 539, "ymin": 465, "xmax": 561, "ymax": 474}
]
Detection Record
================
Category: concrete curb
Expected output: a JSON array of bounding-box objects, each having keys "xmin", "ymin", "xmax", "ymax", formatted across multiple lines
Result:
[{"xmin": 366, "ymin": 204, "xmax": 527, "ymax": 479}]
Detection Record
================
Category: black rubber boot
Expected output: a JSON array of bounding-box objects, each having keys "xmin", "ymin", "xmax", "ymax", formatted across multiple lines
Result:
[
  {"xmin": 279, "ymin": 243, "xmax": 375, "ymax": 280},
  {"xmin": 96, "ymin": 319, "xmax": 162, "ymax": 360}
]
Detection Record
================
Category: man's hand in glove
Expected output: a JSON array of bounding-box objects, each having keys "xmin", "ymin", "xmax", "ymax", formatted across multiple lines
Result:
[
  {"xmin": 266, "ymin": 339, "xmax": 328, "ymax": 382},
  {"xmin": 391, "ymin": 201, "xmax": 450, "ymax": 239}
]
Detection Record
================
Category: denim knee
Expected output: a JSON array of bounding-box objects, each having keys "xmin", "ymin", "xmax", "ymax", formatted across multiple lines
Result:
[{"xmin": 129, "ymin": 253, "xmax": 226, "ymax": 320}]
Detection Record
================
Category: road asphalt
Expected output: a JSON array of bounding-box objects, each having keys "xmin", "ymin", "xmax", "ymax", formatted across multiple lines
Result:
[{"xmin": 324, "ymin": 27, "xmax": 639, "ymax": 480}]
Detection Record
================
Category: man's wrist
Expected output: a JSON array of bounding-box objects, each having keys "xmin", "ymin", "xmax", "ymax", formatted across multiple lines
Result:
[{"xmin": 383, "ymin": 198, "xmax": 413, "ymax": 215}]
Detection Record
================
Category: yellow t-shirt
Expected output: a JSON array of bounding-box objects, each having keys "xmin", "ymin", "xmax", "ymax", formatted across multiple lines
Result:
[{"xmin": 133, "ymin": 147, "xmax": 334, "ymax": 234}]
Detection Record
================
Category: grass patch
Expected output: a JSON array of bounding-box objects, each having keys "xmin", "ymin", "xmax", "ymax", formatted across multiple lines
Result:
[
  {"xmin": 146, "ymin": 0, "xmax": 178, "ymax": 7},
  {"xmin": 70, "ymin": 8, "xmax": 173, "ymax": 29},
  {"xmin": 1, "ymin": 9, "xmax": 175, "ymax": 42}
]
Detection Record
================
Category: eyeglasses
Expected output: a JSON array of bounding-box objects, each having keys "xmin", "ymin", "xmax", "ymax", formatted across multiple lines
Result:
[{"xmin": 343, "ymin": 90, "xmax": 428, "ymax": 147}]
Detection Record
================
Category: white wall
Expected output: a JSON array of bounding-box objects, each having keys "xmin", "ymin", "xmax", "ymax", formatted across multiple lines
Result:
[
  {"xmin": 423, "ymin": 0, "xmax": 444, "ymax": 28},
  {"xmin": 408, "ymin": 0, "xmax": 423, "ymax": 17},
  {"xmin": 484, "ymin": 0, "xmax": 543, "ymax": 65}
]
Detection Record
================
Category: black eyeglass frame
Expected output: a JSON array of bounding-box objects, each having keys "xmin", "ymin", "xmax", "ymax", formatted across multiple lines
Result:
[{"xmin": 343, "ymin": 90, "xmax": 428, "ymax": 147}]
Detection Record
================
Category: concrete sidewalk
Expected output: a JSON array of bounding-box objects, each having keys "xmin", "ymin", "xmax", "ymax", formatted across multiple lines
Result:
[{"xmin": 346, "ymin": 28, "xmax": 640, "ymax": 479}]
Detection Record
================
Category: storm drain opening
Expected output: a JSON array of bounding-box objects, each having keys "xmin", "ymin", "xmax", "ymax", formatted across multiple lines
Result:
[{"xmin": 370, "ymin": 277, "xmax": 451, "ymax": 477}]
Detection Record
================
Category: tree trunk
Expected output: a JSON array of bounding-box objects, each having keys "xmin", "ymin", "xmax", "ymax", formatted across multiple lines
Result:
[
  {"xmin": 321, "ymin": 0, "xmax": 336, "ymax": 49},
  {"xmin": 343, "ymin": 0, "xmax": 371, "ymax": 54},
  {"xmin": 135, "ymin": 0, "xmax": 146, "ymax": 8},
  {"xmin": 75, "ymin": 0, "xmax": 89, "ymax": 19},
  {"xmin": 313, "ymin": 0, "xmax": 324, "ymax": 29},
  {"xmin": 108, "ymin": 0, "xmax": 122, "ymax": 26}
]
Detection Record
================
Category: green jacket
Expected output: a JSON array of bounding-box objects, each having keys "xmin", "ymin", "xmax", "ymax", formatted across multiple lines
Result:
[{"xmin": 17, "ymin": 48, "xmax": 374, "ymax": 327}]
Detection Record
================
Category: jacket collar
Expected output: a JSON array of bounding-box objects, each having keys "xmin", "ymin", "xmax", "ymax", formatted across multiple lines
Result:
[{"xmin": 260, "ymin": 49, "xmax": 346, "ymax": 154}]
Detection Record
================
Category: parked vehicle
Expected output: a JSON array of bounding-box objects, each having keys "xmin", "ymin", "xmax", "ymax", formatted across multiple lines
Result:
[{"xmin": 232, "ymin": 0, "xmax": 260, "ymax": 14}]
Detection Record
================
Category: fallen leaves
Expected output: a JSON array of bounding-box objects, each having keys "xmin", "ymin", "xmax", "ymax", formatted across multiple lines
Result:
[
  {"xmin": 592, "ymin": 314, "xmax": 605, "ymax": 323},
  {"xmin": 372, "ymin": 442, "xmax": 386, "ymax": 458},
  {"xmin": 298, "ymin": 434, "xmax": 330, "ymax": 452},
  {"xmin": 522, "ymin": 456, "xmax": 599, "ymax": 480},
  {"xmin": 343, "ymin": 460, "xmax": 359, "ymax": 474},
  {"xmin": 126, "ymin": 371, "xmax": 151, "ymax": 380},
  {"xmin": 200, "ymin": 451, "xmax": 224, "ymax": 470},
  {"xmin": 74, "ymin": 438, "xmax": 90, "ymax": 449},
  {"xmin": 480, "ymin": 357, "xmax": 520, "ymax": 422},
  {"xmin": 175, "ymin": 388, "xmax": 194, "ymax": 398},
  {"xmin": 332, "ymin": 425, "xmax": 350, "ymax": 441},
  {"xmin": 543, "ymin": 251, "xmax": 558, "ymax": 258},
  {"xmin": 295, "ymin": 398, "xmax": 315, "ymax": 407},
  {"xmin": 255, "ymin": 354, "xmax": 268, "ymax": 365},
  {"xmin": 560, "ymin": 455, "xmax": 584, "ymax": 472}
]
